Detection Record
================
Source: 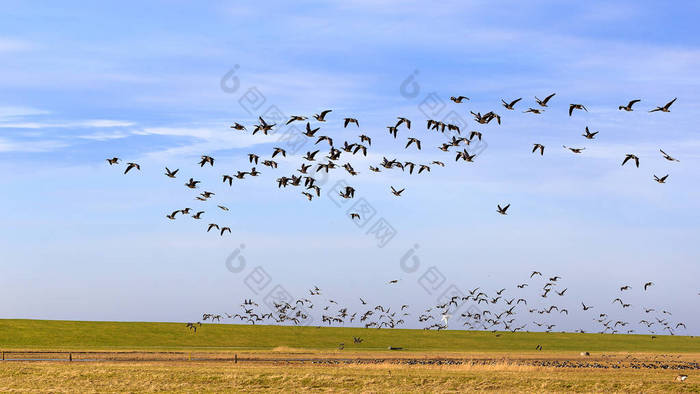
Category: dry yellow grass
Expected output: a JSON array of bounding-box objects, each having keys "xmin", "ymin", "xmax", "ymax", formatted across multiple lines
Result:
[{"xmin": 0, "ymin": 360, "xmax": 697, "ymax": 393}]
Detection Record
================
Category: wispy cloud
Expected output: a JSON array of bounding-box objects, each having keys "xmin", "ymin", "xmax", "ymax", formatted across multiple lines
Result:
[
  {"xmin": 0, "ymin": 119, "xmax": 135, "ymax": 129},
  {"xmin": 0, "ymin": 137, "xmax": 68, "ymax": 152},
  {"xmin": 76, "ymin": 131, "xmax": 133, "ymax": 141},
  {"xmin": 0, "ymin": 106, "xmax": 50, "ymax": 120}
]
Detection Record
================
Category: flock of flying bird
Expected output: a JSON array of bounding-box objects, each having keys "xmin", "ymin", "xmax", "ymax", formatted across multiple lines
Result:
[
  {"xmin": 107, "ymin": 93, "xmax": 693, "ymax": 335},
  {"xmin": 109, "ymin": 94, "xmax": 682, "ymax": 223},
  {"xmin": 197, "ymin": 271, "xmax": 688, "ymax": 338}
]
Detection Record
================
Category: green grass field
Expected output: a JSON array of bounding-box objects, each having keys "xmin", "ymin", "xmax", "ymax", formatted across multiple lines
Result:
[
  {"xmin": 1, "ymin": 319, "xmax": 698, "ymax": 353},
  {"xmin": 2, "ymin": 319, "xmax": 698, "ymax": 392}
]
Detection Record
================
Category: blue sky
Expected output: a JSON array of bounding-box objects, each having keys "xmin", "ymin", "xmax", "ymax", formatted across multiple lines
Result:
[{"xmin": 1, "ymin": 1, "xmax": 698, "ymax": 334}]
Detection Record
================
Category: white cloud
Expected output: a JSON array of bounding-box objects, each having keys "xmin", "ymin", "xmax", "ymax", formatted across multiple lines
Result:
[
  {"xmin": 0, "ymin": 119, "xmax": 135, "ymax": 129},
  {"xmin": 0, "ymin": 106, "xmax": 50, "ymax": 120},
  {"xmin": 76, "ymin": 131, "xmax": 132, "ymax": 141},
  {"xmin": 0, "ymin": 138, "xmax": 69, "ymax": 152}
]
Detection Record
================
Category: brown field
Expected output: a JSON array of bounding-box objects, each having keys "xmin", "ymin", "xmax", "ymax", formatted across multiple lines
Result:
[
  {"xmin": 0, "ymin": 357, "xmax": 698, "ymax": 393},
  {"xmin": 2, "ymin": 320, "xmax": 698, "ymax": 392}
]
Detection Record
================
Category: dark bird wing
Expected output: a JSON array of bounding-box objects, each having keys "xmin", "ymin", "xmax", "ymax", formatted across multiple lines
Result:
[
  {"xmin": 664, "ymin": 97, "xmax": 677, "ymax": 109},
  {"xmin": 542, "ymin": 93, "xmax": 555, "ymax": 104}
]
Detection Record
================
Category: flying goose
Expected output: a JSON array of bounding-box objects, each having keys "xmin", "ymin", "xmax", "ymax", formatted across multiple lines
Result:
[
  {"xmin": 353, "ymin": 144, "xmax": 367, "ymax": 156},
  {"xmin": 501, "ymin": 98, "xmax": 522, "ymax": 110},
  {"xmin": 106, "ymin": 157, "xmax": 120, "ymax": 165},
  {"xmin": 524, "ymin": 108, "xmax": 544, "ymax": 114},
  {"xmin": 217, "ymin": 205, "xmax": 229, "ymax": 211},
  {"xmin": 618, "ymin": 99, "xmax": 640, "ymax": 111},
  {"xmin": 248, "ymin": 153, "xmax": 259, "ymax": 164},
  {"xmin": 199, "ymin": 155, "xmax": 214, "ymax": 167},
  {"xmin": 649, "ymin": 98, "xmax": 677, "ymax": 113},
  {"xmin": 313, "ymin": 109, "xmax": 332, "ymax": 122},
  {"xmin": 272, "ymin": 147, "xmax": 286, "ymax": 158},
  {"xmin": 230, "ymin": 122, "xmax": 246, "ymax": 130},
  {"xmin": 327, "ymin": 147, "xmax": 342, "ymax": 160},
  {"xmin": 390, "ymin": 186, "xmax": 405, "ymax": 196},
  {"xmin": 298, "ymin": 163, "xmax": 311, "ymax": 174},
  {"xmin": 252, "ymin": 117, "xmax": 275, "ymax": 135},
  {"xmin": 431, "ymin": 161, "xmax": 445, "ymax": 167},
  {"xmin": 341, "ymin": 141, "xmax": 356, "ymax": 153},
  {"xmin": 339, "ymin": 186, "xmax": 355, "ymax": 199},
  {"xmin": 653, "ymin": 174, "xmax": 668, "ymax": 184},
  {"xmin": 396, "ymin": 117, "xmax": 411, "ymax": 129},
  {"xmin": 660, "ymin": 149, "xmax": 679, "ymax": 162},
  {"xmin": 405, "ymin": 137, "xmax": 421, "ymax": 150},
  {"xmin": 581, "ymin": 303, "xmax": 593, "ymax": 311},
  {"xmin": 192, "ymin": 211, "xmax": 204, "ymax": 219},
  {"xmin": 262, "ymin": 160, "xmax": 278, "ymax": 168},
  {"xmin": 185, "ymin": 178, "xmax": 200, "ymax": 189},
  {"xmin": 303, "ymin": 122, "xmax": 320, "ymax": 137},
  {"xmin": 315, "ymin": 135, "xmax": 333, "ymax": 147},
  {"xmin": 582, "ymin": 127, "xmax": 598, "ymax": 139},
  {"xmin": 220, "ymin": 227, "xmax": 231, "ymax": 236},
  {"xmin": 166, "ymin": 210, "xmax": 178, "ymax": 220},
  {"xmin": 450, "ymin": 96, "xmax": 469, "ymax": 103},
  {"xmin": 344, "ymin": 118, "xmax": 359, "ymax": 128},
  {"xmin": 532, "ymin": 144, "xmax": 545, "ymax": 156},
  {"xmin": 563, "ymin": 145, "xmax": 585, "ymax": 154},
  {"xmin": 207, "ymin": 223, "xmax": 219, "ymax": 232},
  {"xmin": 497, "ymin": 203, "xmax": 510, "ymax": 215},
  {"xmin": 569, "ymin": 104, "xmax": 588, "ymax": 116},
  {"xmin": 622, "ymin": 154, "xmax": 640, "ymax": 168},
  {"xmin": 249, "ymin": 167, "xmax": 260, "ymax": 176},
  {"xmin": 644, "ymin": 281, "xmax": 653, "ymax": 291},
  {"xmin": 286, "ymin": 115, "xmax": 307, "ymax": 124},
  {"xmin": 165, "ymin": 167, "xmax": 179, "ymax": 178},
  {"xmin": 303, "ymin": 150, "xmax": 320, "ymax": 161},
  {"xmin": 535, "ymin": 93, "xmax": 556, "ymax": 107},
  {"xmin": 349, "ymin": 213, "xmax": 360, "ymax": 220},
  {"xmin": 124, "ymin": 162, "xmax": 140, "ymax": 174},
  {"xmin": 456, "ymin": 149, "xmax": 476, "ymax": 162},
  {"xmin": 359, "ymin": 134, "xmax": 372, "ymax": 145}
]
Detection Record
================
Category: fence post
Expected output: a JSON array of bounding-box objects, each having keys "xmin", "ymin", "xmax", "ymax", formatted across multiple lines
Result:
[
  {"xmin": 235, "ymin": 353, "xmax": 238, "ymax": 364},
  {"xmin": 69, "ymin": 353, "xmax": 72, "ymax": 362}
]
